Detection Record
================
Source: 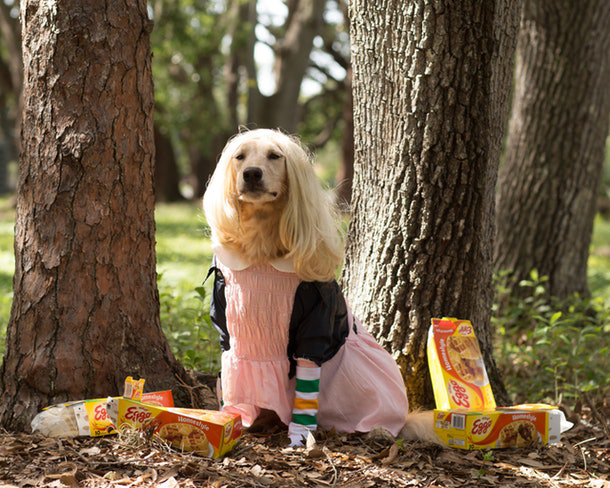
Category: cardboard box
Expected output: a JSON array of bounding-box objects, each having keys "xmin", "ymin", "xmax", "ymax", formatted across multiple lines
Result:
[
  {"xmin": 118, "ymin": 398, "xmax": 242, "ymax": 458},
  {"xmin": 433, "ymin": 406, "xmax": 566, "ymax": 450},
  {"xmin": 428, "ymin": 318, "xmax": 572, "ymax": 449},
  {"xmin": 427, "ymin": 318, "xmax": 496, "ymax": 411},
  {"xmin": 31, "ymin": 390, "xmax": 173, "ymax": 437}
]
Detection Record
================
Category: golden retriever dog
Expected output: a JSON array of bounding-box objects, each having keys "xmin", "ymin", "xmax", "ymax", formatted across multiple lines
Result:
[{"xmin": 204, "ymin": 128, "xmax": 436, "ymax": 446}]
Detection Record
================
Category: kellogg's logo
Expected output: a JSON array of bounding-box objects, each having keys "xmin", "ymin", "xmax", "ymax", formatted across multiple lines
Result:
[
  {"xmin": 457, "ymin": 324, "xmax": 472, "ymax": 336},
  {"xmin": 124, "ymin": 406, "xmax": 152, "ymax": 424},
  {"xmin": 448, "ymin": 379, "xmax": 470, "ymax": 408},
  {"xmin": 472, "ymin": 416, "xmax": 492, "ymax": 436}
]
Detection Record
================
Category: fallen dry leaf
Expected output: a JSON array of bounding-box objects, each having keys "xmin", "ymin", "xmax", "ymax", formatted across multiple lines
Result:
[
  {"xmin": 156, "ymin": 477, "xmax": 180, "ymax": 488},
  {"xmin": 380, "ymin": 443, "xmax": 400, "ymax": 465},
  {"xmin": 79, "ymin": 446, "xmax": 101, "ymax": 457}
]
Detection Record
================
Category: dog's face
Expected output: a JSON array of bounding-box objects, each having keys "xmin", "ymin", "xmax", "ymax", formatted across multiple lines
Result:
[
  {"xmin": 204, "ymin": 129, "xmax": 344, "ymax": 280},
  {"xmin": 230, "ymin": 138, "xmax": 287, "ymax": 206}
]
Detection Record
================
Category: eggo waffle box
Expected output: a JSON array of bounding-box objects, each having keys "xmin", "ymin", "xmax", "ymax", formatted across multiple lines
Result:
[
  {"xmin": 30, "ymin": 390, "xmax": 174, "ymax": 437},
  {"xmin": 428, "ymin": 318, "xmax": 572, "ymax": 449},
  {"xmin": 427, "ymin": 317, "xmax": 496, "ymax": 410},
  {"xmin": 433, "ymin": 405, "xmax": 567, "ymax": 450},
  {"xmin": 118, "ymin": 399, "xmax": 242, "ymax": 458}
]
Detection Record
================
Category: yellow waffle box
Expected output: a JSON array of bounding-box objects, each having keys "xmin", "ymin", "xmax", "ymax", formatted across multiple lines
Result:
[
  {"xmin": 428, "ymin": 318, "xmax": 572, "ymax": 449},
  {"xmin": 118, "ymin": 399, "xmax": 242, "ymax": 458},
  {"xmin": 30, "ymin": 390, "xmax": 174, "ymax": 438},
  {"xmin": 427, "ymin": 318, "xmax": 496, "ymax": 410},
  {"xmin": 433, "ymin": 406, "xmax": 568, "ymax": 449},
  {"xmin": 33, "ymin": 398, "xmax": 119, "ymax": 437}
]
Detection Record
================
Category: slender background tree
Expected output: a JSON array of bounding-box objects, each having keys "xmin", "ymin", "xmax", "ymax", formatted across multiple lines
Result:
[
  {"xmin": 149, "ymin": 0, "xmax": 351, "ymax": 200},
  {"xmin": 0, "ymin": 0, "xmax": 21, "ymax": 194}
]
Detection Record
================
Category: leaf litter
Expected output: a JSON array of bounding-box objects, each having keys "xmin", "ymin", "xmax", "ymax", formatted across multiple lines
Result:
[
  {"xmin": 0, "ymin": 393, "xmax": 608, "ymax": 487},
  {"xmin": 0, "ymin": 420, "xmax": 607, "ymax": 487}
]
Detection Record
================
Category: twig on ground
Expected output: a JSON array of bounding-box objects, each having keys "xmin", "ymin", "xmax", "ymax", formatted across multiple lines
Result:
[
  {"xmin": 324, "ymin": 448, "xmax": 338, "ymax": 487},
  {"xmin": 175, "ymin": 373, "xmax": 213, "ymax": 409}
]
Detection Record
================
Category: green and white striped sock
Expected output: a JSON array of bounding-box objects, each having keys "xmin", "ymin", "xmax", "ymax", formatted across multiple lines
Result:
[{"xmin": 288, "ymin": 365, "xmax": 320, "ymax": 446}]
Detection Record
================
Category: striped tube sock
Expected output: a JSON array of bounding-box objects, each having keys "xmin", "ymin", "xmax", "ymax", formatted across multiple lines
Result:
[{"xmin": 288, "ymin": 365, "xmax": 320, "ymax": 447}]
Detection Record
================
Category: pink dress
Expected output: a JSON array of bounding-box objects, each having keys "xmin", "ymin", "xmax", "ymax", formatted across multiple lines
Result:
[{"xmin": 212, "ymin": 253, "xmax": 409, "ymax": 437}]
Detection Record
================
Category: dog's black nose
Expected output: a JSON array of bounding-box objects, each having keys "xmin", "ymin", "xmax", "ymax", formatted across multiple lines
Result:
[{"xmin": 243, "ymin": 167, "xmax": 263, "ymax": 184}]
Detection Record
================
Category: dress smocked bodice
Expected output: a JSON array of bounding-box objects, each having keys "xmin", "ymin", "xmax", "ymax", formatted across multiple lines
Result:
[{"xmin": 223, "ymin": 262, "xmax": 301, "ymax": 360}]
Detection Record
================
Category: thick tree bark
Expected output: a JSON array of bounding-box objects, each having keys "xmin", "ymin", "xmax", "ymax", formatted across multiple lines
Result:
[
  {"xmin": 0, "ymin": 0, "xmax": 192, "ymax": 432},
  {"xmin": 344, "ymin": 1, "xmax": 520, "ymax": 408},
  {"xmin": 495, "ymin": 0, "xmax": 610, "ymax": 300}
]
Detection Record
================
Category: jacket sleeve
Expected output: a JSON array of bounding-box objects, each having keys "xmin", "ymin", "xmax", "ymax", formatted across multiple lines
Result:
[
  {"xmin": 205, "ymin": 258, "xmax": 230, "ymax": 352},
  {"xmin": 287, "ymin": 280, "xmax": 350, "ymax": 378}
]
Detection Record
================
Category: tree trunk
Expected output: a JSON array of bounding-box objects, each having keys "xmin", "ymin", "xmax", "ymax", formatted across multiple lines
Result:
[
  {"xmin": 344, "ymin": 1, "xmax": 520, "ymax": 408},
  {"xmin": 0, "ymin": 0, "xmax": 23, "ymax": 192},
  {"xmin": 189, "ymin": 132, "xmax": 228, "ymax": 200},
  {"xmin": 0, "ymin": 137, "xmax": 8, "ymax": 194},
  {"xmin": 495, "ymin": 0, "xmax": 610, "ymax": 300},
  {"xmin": 154, "ymin": 125, "xmax": 184, "ymax": 202},
  {"xmin": 248, "ymin": 0, "xmax": 326, "ymax": 132},
  {"xmin": 224, "ymin": 0, "xmax": 257, "ymax": 131},
  {"xmin": 0, "ymin": 106, "xmax": 15, "ymax": 194},
  {"xmin": 336, "ymin": 66, "xmax": 354, "ymax": 209},
  {"xmin": 0, "ymin": 0, "xmax": 192, "ymax": 432},
  {"xmin": 0, "ymin": 0, "xmax": 22, "ymax": 93},
  {"xmin": 0, "ymin": 96, "xmax": 18, "ymax": 194}
]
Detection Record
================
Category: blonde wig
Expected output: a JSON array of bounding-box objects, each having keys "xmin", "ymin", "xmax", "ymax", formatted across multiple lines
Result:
[{"xmin": 203, "ymin": 129, "xmax": 344, "ymax": 282}]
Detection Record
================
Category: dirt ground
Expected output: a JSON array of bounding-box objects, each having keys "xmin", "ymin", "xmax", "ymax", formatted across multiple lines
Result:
[{"xmin": 0, "ymin": 384, "xmax": 608, "ymax": 487}]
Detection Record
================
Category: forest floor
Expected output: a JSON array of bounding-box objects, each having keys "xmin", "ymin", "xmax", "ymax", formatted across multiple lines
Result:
[{"xmin": 0, "ymin": 382, "xmax": 608, "ymax": 488}]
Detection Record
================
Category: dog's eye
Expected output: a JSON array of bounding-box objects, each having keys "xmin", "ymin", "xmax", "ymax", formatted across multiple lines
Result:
[
  {"xmin": 235, "ymin": 153, "xmax": 245, "ymax": 160},
  {"xmin": 268, "ymin": 152, "xmax": 282, "ymax": 160}
]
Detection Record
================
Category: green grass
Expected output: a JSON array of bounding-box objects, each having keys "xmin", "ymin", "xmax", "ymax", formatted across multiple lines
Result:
[
  {"xmin": 154, "ymin": 202, "xmax": 220, "ymax": 372},
  {"xmin": 155, "ymin": 202, "xmax": 212, "ymax": 289}
]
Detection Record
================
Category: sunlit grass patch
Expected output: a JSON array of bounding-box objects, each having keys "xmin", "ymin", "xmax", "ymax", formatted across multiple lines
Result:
[{"xmin": 155, "ymin": 202, "xmax": 220, "ymax": 372}]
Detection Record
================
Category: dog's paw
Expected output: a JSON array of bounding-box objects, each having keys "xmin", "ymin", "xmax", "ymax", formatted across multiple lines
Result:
[
  {"xmin": 288, "ymin": 423, "xmax": 317, "ymax": 448},
  {"xmin": 289, "ymin": 434, "xmax": 305, "ymax": 447},
  {"xmin": 366, "ymin": 426, "xmax": 395, "ymax": 444}
]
